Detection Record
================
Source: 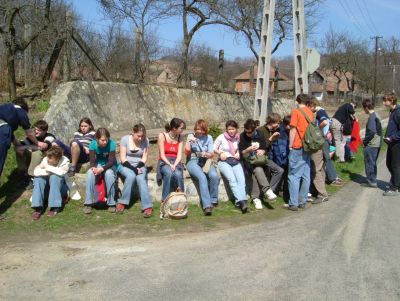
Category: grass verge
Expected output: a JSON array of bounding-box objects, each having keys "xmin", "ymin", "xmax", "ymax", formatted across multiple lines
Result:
[{"xmin": 0, "ymin": 144, "xmax": 370, "ymax": 243}]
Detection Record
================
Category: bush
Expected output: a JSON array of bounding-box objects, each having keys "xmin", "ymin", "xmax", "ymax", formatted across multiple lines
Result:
[
  {"xmin": 35, "ymin": 99, "xmax": 50, "ymax": 112},
  {"xmin": 208, "ymin": 123, "xmax": 222, "ymax": 139}
]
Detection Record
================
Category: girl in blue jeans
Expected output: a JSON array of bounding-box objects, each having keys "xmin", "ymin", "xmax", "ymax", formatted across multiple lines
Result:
[
  {"xmin": 117, "ymin": 124, "xmax": 153, "ymax": 218},
  {"xmin": 83, "ymin": 128, "xmax": 119, "ymax": 214},
  {"xmin": 214, "ymin": 120, "xmax": 248, "ymax": 213},
  {"xmin": 31, "ymin": 145, "xmax": 69, "ymax": 220},
  {"xmin": 185, "ymin": 119, "xmax": 219, "ymax": 216}
]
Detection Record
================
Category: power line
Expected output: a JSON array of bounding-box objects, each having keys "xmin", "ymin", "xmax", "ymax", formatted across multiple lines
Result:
[
  {"xmin": 337, "ymin": 0, "xmax": 369, "ymax": 37},
  {"xmin": 354, "ymin": 0, "xmax": 377, "ymax": 35},
  {"xmin": 360, "ymin": 0, "xmax": 379, "ymax": 34}
]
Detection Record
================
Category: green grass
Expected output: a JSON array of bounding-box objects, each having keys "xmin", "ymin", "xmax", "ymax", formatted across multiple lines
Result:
[
  {"xmin": 34, "ymin": 99, "xmax": 50, "ymax": 113},
  {"xmin": 0, "ymin": 134, "xmax": 371, "ymax": 242}
]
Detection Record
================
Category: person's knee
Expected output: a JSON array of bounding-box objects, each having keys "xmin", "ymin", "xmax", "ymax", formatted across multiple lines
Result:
[
  {"xmin": 49, "ymin": 174, "xmax": 62, "ymax": 184},
  {"xmin": 105, "ymin": 169, "xmax": 116, "ymax": 179}
]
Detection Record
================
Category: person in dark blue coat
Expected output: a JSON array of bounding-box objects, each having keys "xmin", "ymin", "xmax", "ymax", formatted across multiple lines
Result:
[
  {"xmin": 0, "ymin": 99, "xmax": 44, "ymax": 180},
  {"xmin": 383, "ymin": 93, "xmax": 400, "ymax": 196}
]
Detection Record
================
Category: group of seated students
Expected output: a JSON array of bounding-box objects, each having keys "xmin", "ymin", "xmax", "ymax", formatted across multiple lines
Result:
[{"xmin": 24, "ymin": 95, "xmax": 348, "ymax": 220}]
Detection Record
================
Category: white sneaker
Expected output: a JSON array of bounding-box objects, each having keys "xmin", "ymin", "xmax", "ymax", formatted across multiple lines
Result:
[
  {"xmin": 253, "ymin": 198, "xmax": 263, "ymax": 210},
  {"xmin": 266, "ymin": 189, "xmax": 277, "ymax": 201}
]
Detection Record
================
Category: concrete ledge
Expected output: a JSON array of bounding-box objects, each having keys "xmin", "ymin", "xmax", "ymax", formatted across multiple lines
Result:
[{"xmin": 73, "ymin": 170, "xmax": 234, "ymax": 205}]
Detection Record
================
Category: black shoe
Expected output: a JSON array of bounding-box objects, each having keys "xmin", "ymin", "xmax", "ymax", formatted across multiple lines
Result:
[
  {"xmin": 211, "ymin": 202, "xmax": 218, "ymax": 208},
  {"xmin": 298, "ymin": 203, "xmax": 307, "ymax": 209},
  {"xmin": 67, "ymin": 166, "xmax": 76, "ymax": 177},
  {"xmin": 288, "ymin": 205, "xmax": 298, "ymax": 211},
  {"xmin": 238, "ymin": 200, "xmax": 248, "ymax": 214},
  {"xmin": 204, "ymin": 207, "xmax": 212, "ymax": 216},
  {"xmin": 26, "ymin": 177, "xmax": 34, "ymax": 190}
]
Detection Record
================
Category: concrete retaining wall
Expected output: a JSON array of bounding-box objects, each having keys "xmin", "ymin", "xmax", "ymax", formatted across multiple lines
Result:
[{"xmin": 45, "ymin": 81, "xmax": 295, "ymax": 142}]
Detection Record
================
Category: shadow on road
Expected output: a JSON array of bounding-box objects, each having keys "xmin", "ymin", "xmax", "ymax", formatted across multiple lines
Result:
[{"xmin": 0, "ymin": 169, "xmax": 26, "ymax": 215}]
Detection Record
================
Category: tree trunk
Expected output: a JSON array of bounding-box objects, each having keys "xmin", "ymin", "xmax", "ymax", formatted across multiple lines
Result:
[
  {"xmin": 7, "ymin": 52, "xmax": 17, "ymax": 101},
  {"xmin": 178, "ymin": 38, "xmax": 191, "ymax": 87}
]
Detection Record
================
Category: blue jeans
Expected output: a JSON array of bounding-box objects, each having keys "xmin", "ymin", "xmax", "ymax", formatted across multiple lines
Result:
[
  {"xmin": 118, "ymin": 166, "xmax": 152, "ymax": 210},
  {"xmin": 85, "ymin": 166, "xmax": 117, "ymax": 206},
  {"xmin": 187, "ymin": 159, "xmax": 219, "ymax": 208},
  {"xmin": 31, "ymin": 175, "xmax": 68, "ymax": 208},
  {"xmin": 322, "ymin": 140, "xmax": 338, "ymax": 182},
  {"xmin": 218, "ymin": 160, "xmax": 247, "ymax": 203},
  {"xmin": 364, "ymin": 146, "xmax": 379, "ymax": 184},
  {"xmin": 160, "ymin": 164, "xmax": 184, "ymax": 201},
  {"xmin": 288, "ymin": 148, "xmax": 311, "ymax": 207}
]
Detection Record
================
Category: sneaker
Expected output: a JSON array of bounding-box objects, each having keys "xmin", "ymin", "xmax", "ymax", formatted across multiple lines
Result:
[
  {"xmin": 265, "ymin": 189, "xmax": 277, "ymax": 201},
  {"xmin": 26, "ymin": 178, "xmax": 34, "ymax": 190},
  {"xmin": 288, "ymin": 205, "xmax": 298, "ymax": 211},
  {"xmin": 204, "ymin": 207, "xmax": 212, "ymax": 216},
  {"xmin": 83, "ymin": 205, "xmax": 92, "ymax": 214},
  {"xmin": 32, "ymin": 211, "xmax": 42, "ymax": 220},
  {"xmin": 116, "ymin": 203, "xmax": 125, "ymax": 214},
  {"xmin": 252, "ymin": 198, "xmax": 263, "ymax": 210},
  {"xmin": 383, "ymin": 189, "xmax": 399, "ymax": 197},
  {"xmin": 108, "ymin": 206, "xmax": 116, "ymax": 213},
  {"xmin": 360, "ymin": 182, "xmax": 378, "ymax": 188},
  {"xmin": 237, "ymin": 200, "xmax": 248, "ymax": 214},
  {"xmin": 283, "ymin": 203, "xmax": 289, "ymax": 208},
  {"xmin": 143, "ymin": 207, "xmax": 153, "ymax": 218},
  {"xmin": 67, "ymin": 166, "xmax": 76, "ymax": 177},
  {"xmin": 298, "ymin": 203, "xmax": 307, "ymax": 209},
  {"xmin": 211, "ymin": 202, "xmax": 218, "ymax": 208},
  {"xmin": 47, "ymin": 208, "xmax": 60, "ymax": 217}
]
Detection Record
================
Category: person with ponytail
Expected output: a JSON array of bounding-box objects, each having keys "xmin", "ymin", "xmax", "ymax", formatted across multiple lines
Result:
[{"xmin": 157, "ymin": 118, "xmax": 186, "ymax": 202}]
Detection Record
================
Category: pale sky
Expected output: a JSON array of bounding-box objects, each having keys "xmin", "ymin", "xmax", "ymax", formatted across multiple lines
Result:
[{"xmin": 69, "ymin": 0, "xmax": 399, "ymax": 60}]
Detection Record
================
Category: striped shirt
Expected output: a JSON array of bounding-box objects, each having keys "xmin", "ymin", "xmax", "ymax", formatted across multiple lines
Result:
[{"xmin": 73, "ymin": 130, "xmax": 96, "ymax": 148}]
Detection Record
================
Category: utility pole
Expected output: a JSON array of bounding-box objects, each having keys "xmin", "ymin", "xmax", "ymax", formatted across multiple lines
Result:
[
  {"xmin": 253, "ymin": 0, "xmax": 276, "ymax": 123},
  {"xmin": 218, "ymin": 49, "xmax": 224, "ymax": 90},
  {"xmin": 292, "ymin": 0, "xmax": 308, "ymax": 96},
  {"xmin": 134, "ymin": 27, "xmax": 142, "ymax": 83},
  {"xmin": 372, "ymin": 36, "xmax": 382, "ymax": 104}
]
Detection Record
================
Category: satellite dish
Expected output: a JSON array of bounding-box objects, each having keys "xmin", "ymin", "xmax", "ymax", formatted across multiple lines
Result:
[{"xmin": 307, "ymin": 48, "xmax": 320, "ymax": 74}]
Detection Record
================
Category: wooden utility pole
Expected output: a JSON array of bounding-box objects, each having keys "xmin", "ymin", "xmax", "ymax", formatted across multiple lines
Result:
[
  {"xmin": 218, "ymin": 49, "xmax": 224, "ymax": 90},
  {"xmin": 372, "ymin": 36, "xmax": 382, "ymax": 104},
  {"xmin": 134, "ymin": 27, "xmax": 142, "ymax": 83},
  {"xmin": 24, "ymin": 24, "xmax": 32, "ymax": 88},
  {"xmin": 63, "ymin": 11, "xmax": 72, "ymax": 81}
]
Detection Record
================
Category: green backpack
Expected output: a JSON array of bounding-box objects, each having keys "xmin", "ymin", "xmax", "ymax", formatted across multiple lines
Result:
[{"xmin": 297, "ymin": 108, "xmax": 325, "ymax": 152}]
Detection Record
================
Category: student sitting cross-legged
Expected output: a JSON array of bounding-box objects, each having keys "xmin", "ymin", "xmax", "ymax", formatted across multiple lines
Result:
[
  {"xmin": 31, "ymin": 145, "xmax": 69, "ymax": 220},
  {"xmin": 117, "ymin": 124, "xmax": 153, "ymax": 218}
]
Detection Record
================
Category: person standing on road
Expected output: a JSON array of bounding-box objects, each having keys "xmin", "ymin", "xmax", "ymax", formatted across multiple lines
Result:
[
  {"xmin": 382, "ymin": 93, "xmax": 400, "ymax": 196},
  {"xmin": 287, "ymin": 94, "xmax": 314, "ymax": 211},
  {"xmin": 331, "ymin": 101, "xmax": 357, "ymax": 162},
  {"xmin": 361, "ymin": 99, "xmax": 382, "ymax": 188}
]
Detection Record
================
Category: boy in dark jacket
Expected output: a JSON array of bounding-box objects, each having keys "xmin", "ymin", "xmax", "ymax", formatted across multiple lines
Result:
[
  {"xmin": 361, "ymin": 99, "xmax": 382, "ymax": 188},
  {"xmin": 383, "ymin": 93, "xmax": 400, "ymax": 196}
]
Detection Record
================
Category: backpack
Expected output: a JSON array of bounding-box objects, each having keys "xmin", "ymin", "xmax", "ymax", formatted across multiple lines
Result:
[
  {"xmin": 95, "ymin": 175, "xmax": 107, "ymax": 203},
  {"xmin": 297, "ymin": 108, "xmax": 325, "ymax": 152},
  {"xmin": 160, "ymin": 188, "xmax": 188, "ymax": 220}
]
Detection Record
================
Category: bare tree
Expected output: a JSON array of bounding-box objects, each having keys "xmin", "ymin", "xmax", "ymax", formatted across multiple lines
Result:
[
  {"xmin": 98, "ymin": 0, "xmax": 171, "ymax": 82},
  {"xmin": 0, "ymin": 0, "xmax": 51, "ymax": 100},
  {"xmin": 212, "ymin": 0, "xmax": 324, "ymax": 61}
]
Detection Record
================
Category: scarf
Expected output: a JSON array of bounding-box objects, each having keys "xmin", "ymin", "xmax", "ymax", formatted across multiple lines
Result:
[{"xmin": 223, "ymin": 131, "xmax": 240, "ymax": 156}]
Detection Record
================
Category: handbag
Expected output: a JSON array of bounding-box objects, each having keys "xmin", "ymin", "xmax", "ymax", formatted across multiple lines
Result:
[
  {"xmin": 247, "ymin": 154, "xmax": 268, "ymax": 166},
  {"xmin": 225, "ymin": 156, "xmax": 240, "ymax": 166}
]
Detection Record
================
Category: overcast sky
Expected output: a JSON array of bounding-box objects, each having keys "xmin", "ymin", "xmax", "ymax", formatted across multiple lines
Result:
[{"xmin": 69, "ymin": 0, "xmax": 399, "ymax": 60}]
